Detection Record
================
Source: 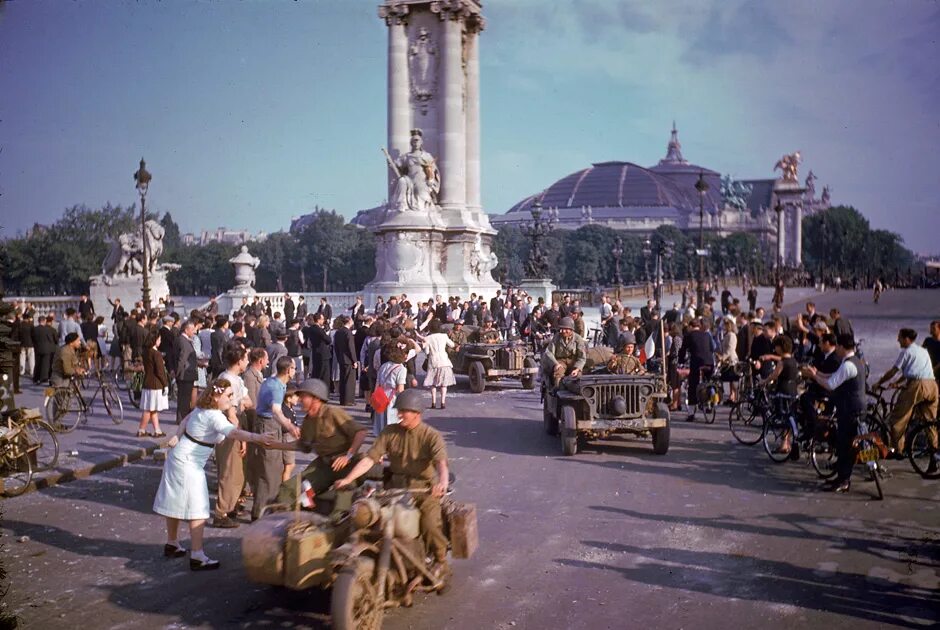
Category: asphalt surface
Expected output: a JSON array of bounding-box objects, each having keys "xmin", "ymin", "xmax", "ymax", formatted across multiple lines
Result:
[{"xmin": 2, "ymin": 289, "xmax": 939, "ymax": 629}]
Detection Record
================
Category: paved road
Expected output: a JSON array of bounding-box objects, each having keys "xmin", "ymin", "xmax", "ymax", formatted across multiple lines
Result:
[{"xmin": 2, "ymin": 289, "xmax": 939, "ymax": 629}]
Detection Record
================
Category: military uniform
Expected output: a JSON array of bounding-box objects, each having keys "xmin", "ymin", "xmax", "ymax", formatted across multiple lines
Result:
[
  {"xmin": 542, "ymin": 332, "xmax": 587, "ymax": 386},
  {"xmin": 471, "ymin": 326, "xmax": 501, "ymax": 344},
  {"xmin": 607, "ymin": 353, "xmax": 645, "ymax": 375},
  {"xmin": 368, "ymin": 422, "xmax": 449, "ymax": 562},
  {"xmin": 573, "ymin": 317, "xmax": 586, "ymax": 339},
  {"xmin": 447, "ymin": 327, "xmax": 469, "ymax": 361},
  {"xmin": 276, "ymin": 403, "xmax": 367, "ymax": 505}
]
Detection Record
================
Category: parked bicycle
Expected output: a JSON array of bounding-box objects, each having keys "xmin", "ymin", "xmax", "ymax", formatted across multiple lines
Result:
[
  {"xmin": 125, "ymin": 361, "xmax": 144, "ymax": 409},
  {"xmin": 0, "ymin": 417, "xmax": 39, "ymax": 496},
  {"xmin": 43, "ymin": 368, "xmax": 124, "ymax": 433},
  {"xmin": 729, "ymin": 372, "xmax": 770, "ymax": 445}
]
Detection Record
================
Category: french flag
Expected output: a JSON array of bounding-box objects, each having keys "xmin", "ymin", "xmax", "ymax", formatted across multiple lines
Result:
[
  {"xmin": 639, "ymin": 334, "xmax": 656, "ymax": 365},
  {"xmin": 300, "ymin": 480, "xmax": 316, "ymax": 509}
]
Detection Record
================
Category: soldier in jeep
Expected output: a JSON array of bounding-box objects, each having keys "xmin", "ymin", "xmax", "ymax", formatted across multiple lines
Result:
[
  {"xmin": 542, "ymin": 317, "xmax": 587, "ymax": 387},
  {"xmin": 607, "ymin": 332, "xmax": 646, "ymax": 375}
]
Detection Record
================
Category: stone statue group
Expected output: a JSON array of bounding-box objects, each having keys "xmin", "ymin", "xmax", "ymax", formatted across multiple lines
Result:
[
  {"xmin": 100, "ymin": 219, "xmax": 165, "ymax": 284},
  {"xmin": 384, "ymin": 128, "xmax": 440, "ymax": 214}
]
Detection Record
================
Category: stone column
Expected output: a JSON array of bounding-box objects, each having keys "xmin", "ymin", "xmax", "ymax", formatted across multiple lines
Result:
[
  {"xmin": 384, "ymin": 7, "xmax": 410, "ymax": 195},
  {"xmin": 793, "ymin": 203, "xmax": 803, "ymax": 267},
  {"xmin": 438, "ymin": 10, "xmax": 466, "ymax": 211},
  {"xmin": 465, "ymin": 16, "xmax": 483, "ymax": 214},
  {"xmin": 776, "ymin": 207, "xmax": 786, "ymax": 269}
]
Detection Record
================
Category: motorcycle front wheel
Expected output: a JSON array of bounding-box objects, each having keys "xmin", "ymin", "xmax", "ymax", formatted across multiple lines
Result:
[{"xmin": 331, "ymin": 556, "xmax": 381, "ymax": 630}]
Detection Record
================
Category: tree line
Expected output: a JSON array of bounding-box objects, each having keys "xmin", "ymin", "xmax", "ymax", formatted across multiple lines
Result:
[{"xmin": 0, "ymin": 203, "xmax": 916, "ymax": 296}]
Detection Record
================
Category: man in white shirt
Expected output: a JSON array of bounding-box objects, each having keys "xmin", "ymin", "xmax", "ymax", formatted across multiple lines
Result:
[
  {"xmin": 874, "ymin": 328, "xmax": 938, "ymax": 458},
  {"xmin": 212, "ymin": 345, "xmax": 254, "ymax": 528}
]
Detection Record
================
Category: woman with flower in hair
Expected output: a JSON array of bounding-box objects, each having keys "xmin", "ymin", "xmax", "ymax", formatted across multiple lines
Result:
[{"xmin": 153, "ymin": 378, "xmax": 278, "ymax": 571}]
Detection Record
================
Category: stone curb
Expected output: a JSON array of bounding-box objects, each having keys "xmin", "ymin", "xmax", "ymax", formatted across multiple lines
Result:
[{"xmin": 2, "ymin": 443, "xmax": 161, "ymax": 497}]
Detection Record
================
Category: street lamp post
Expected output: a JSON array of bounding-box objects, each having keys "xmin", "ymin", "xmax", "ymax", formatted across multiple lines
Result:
[
  {"xmin": 134, "ymin": 158, "xmax": 152, "ymax": 311},
  {"xmin": 611, "ymin": 236, "xmax": 624, "ymax": 286},
  {"xmin": 773, "ymin": 201, "xmax": 784, "ymax": 287},
  {"xmin": 694, "ymin": 171, "xmax": 709, "ymax": 315}
]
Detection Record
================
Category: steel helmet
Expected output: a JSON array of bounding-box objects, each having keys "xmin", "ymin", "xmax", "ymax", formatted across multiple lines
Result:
[
  {"xmin": 393, "ymin": 388, "xmax": 426, "ymax": 412},
  {"xmin": 559, "ymin": 317, "xmax": 575, "ymax": 330},
  {"xmin": 297, "ymin": 378, "xmax": 330, "ymax": 402}
]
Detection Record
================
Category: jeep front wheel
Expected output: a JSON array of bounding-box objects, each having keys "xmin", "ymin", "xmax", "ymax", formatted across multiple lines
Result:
[
  {"xmin": 560, "ymin": 406, "xmax": 578, "ymax": 456},
  {"xmin": 520, "ymin": 357, "xmax": 537, "ymax": 390},
  {"xmin": 468, "ymin": 361, "xmax": 486, "ymax": 394}
]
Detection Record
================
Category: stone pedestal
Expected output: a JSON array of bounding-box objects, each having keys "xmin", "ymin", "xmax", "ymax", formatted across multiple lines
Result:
[
  {"xmin": 89, "ymin": 270, "xmax": 170, "ymax": 311},
  {"xmin": 518, "ymin": 278, "xmax": 557, "ymax": 307},
  {"xmin": 369, "ymin": 0, "xmax": 500, "ymax": 303},
  {"xmin": 773, "ymin": 180, "xmax": 806, "ymax": 268}
]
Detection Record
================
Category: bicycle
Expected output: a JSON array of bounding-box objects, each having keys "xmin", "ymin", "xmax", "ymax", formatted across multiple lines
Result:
[
  {"xmin": 693, "ymin": 366, "xmax": 722, "ymax": 424},
  {"xmin": 5, "ymin": 408, "xmax": 59, "ymax": 473},
  {"xmin": 728, "ymin": 365, "xmax": 769, "ymax": 445},
  {"xmin": 43, "ymin": 368, "xmax": 124, "ymax": 433},
  {"xmin": 853, "ymin": 417, "xmax": 888, "ymax": 500},
  {"xmin": 0, "ymin": 418, "xmax": 38, "ymax": 496},
  {"xmin": 762, "ymin": 393, "xmax": 803, "ymax": 463},
  {"xmin": 125, "ymin": 361, "xmax": 144, "ymax": 409},
  {"xmin": 907, "ymin": 417, "xmax": 940, "ymax": 479}
]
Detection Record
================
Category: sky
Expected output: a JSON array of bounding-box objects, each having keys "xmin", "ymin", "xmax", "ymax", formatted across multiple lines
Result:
[{"xmin": 1, "ymin": 0, "xmax": 938, "ymax": 253}]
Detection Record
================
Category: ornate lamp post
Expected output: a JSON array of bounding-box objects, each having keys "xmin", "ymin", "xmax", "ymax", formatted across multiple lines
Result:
[
  {"xmin": 694, "ymin": 171, "xmax": 709, "ymax": 315},
  {"xmin": 611, "ymin": 236, "xmax": 624, "ymax": 286},
  {"xmin": 134, "ymin": 158, "xmax": 152, "ymax": 311},
  {"xmin": 642, "ymin": 238, "xmax": 652, "ymax": 284},
  {"xmin": 651, "ymin": 239, "xmax": 674, "ymax": 308},
  {"xmin": 521, "ymin": 200, "xmax": 555, "ymax": 279},
  {"xmin": 773, "ymin": 201, "xmax": 784, "ymax": 287}
]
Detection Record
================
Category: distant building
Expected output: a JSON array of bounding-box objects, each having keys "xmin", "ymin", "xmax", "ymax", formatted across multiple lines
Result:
[
  {"xmin": 180, "ymin": 227, "xmax": 268, "ymax": 247},
  {"xmin": 490, "ymin": 124, "xmax": 832, "ymax": 266}
]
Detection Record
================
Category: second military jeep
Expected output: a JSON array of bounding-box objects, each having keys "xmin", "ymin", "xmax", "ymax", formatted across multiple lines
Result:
[
  {"xmin": 453, "ymin": 341, "xmax": 539, "ymax": 393},
  {"xmin": 542, "ymin": 372, "xmax": 670, "ymax": 456}
]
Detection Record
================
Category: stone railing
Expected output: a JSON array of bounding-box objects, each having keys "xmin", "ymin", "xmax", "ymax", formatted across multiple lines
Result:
[
  {"xmin": 204, "ymin": 292, "xmax": 362, "ymax": 318},
  {"xmin": 3, "ymin": 296, "xmax": 81, "ymax": 319}
]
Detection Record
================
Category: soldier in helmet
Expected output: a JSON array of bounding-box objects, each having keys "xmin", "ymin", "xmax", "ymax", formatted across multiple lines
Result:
[
  {"xmin": 336, "ymin": 388, "xmax": 451, "ymax": 583},
  {"xmin": 471, "ymin": 314, "xmax": 502, "ymax": 344},
  {"xmin": 607, "ymin": 332, "xmax": 646, "ymax": 375},
  {"xmin": 273, "ymin": 378, "xmax": 369, "ymax": 507},
  {"xmin": 569, "ymin": 307, "xmax": 586, "ymax": 339},
  {"xmin": 542, "ymin": 317, "xmax": 587, "ymax": 387},
  {"xmin": 447, "ymin": 320, "xmax": 468, "ymax": 362}
]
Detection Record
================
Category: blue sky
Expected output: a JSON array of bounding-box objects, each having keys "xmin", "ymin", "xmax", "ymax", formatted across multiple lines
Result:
[{"xmin": 1, "ymin": 0, "xmax": 938, "ymax": 253}]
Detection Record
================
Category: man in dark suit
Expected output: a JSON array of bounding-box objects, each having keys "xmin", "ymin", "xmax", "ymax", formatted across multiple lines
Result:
[
  {"xmin": 78, "ymin": 295, "xmax": 95, "ymax": 322},
  {"xmin": 159, "ymin": 316, "xmax": 178, "ymax": 386},
  {"xmin": 307, "ymin": 313, "xmax": 332, "ymax": 382},
  {"xmin": 489, "ymin": 290, "xmax": 504, "ymax": 315},
  {"xmin": 434, "ymin": 295, "xmax": 448, "ymax": 322},
  {"xmin": 640, "ymin": 299, "xmax": 656, "ymax": 323},
  {"xmin": 32, "ymin": 314, "xmax": 58, "ymax": 384},
  {"xmin": 209, "ymin": 315, "xmax": 229, "ymax": 378},
  {"xmin": 830, "ymin": 308, "xmax": 854, "ymax": 341},
  {"xmin": 348, "ymin": 296, "xmax": 365, "ymax": 323},
  {"xmin": 283, "ymin": 294, "xmax": 295, "ymax": 324},
  {"xmin": 175, "ymin": 320, "xmax": 198, "ymax": 423},
  {"xmin": 317, "ymin": 297, "xmax": 333, "ymax": 322},
  {"xmin": 333, "ymin": 316, "xmax": 358, "ymax": 405},
  {"xmin": 679, "ymin": 318, "xmax": 715, "ymax": 422},
  {"xmin": 296, "ymin": 296, "xmax": 308, "ymax": 322}
]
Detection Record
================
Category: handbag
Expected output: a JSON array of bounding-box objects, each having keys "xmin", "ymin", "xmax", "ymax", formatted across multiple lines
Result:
[{"xmin": 370, "ymin": 387, "xmax": 391, "ymax": 414}]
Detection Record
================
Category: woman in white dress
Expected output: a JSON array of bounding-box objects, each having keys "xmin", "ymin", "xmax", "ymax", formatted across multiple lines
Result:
[
  {"xmin": 423, "ymin": 319, "xmax": 456, "ymax": 409},
  {"xmin": 153, "ymin": 378, "xmax": 276, "ymax": 570}
]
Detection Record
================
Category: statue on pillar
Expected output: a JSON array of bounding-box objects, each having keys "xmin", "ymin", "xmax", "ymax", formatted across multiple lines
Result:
[
  {"xmin": 804, "ymin": 170, "xmax": 817, "ymax": 198},
  {"xmin": 383, "ymin": 128, "xmax": 441, "ymax": 214},
  {"xmin": 774, "ymin": 151, "xmax": 802, "ymax": 183}
]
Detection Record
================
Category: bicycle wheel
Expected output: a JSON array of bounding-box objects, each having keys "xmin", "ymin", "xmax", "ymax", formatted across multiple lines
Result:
[
  {"xmin": 22, "ymin": 420, "xmax": 59, "ymax": 472},
  {"xmin": 729, "ymin": 402, "xmax": 764, "ymax": 445},
  {"xmin": 45, "ymin": 388, "xmax": 85, "ymax": 433},
  {"xmin": 810, "ymin": 432, "xmax": 839, "ymax": 479},
  {"xmin": 701, "ymin": 399, "xmax": 717, "ymax": 424},
  {"xmin": 103, "ymin": 385, "xmax": 125, "ymax": 425},
  {"xmin": 1, "ymin": 445, "xmax": 33, "ymax": 497},
  {"xmin": 762, "ymin": 414, "xmax": 792, "ymax": 463},
  {"xmin": 908, "ymin": 423, "xmax": 939, "ymax": 479}
]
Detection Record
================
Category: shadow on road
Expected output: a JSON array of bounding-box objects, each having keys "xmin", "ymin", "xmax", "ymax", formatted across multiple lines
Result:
[
  {"xmin": 556, "ymin": 540, "xmax": 939, "ymax": 629},
  {"xmin": 2, "ymin": 517, "xmax": 333, "ymax": 628}
]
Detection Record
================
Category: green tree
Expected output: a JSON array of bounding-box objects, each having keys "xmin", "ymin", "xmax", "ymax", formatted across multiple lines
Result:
[{"xmin": 160, "ymin": 212, "xmax": 182, "ymax": 252}]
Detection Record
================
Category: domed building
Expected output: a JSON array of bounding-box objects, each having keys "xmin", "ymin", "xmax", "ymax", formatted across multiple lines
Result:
[{"xmin": 491, "ymin": 124, "xmax": 831, "ymax": 266}]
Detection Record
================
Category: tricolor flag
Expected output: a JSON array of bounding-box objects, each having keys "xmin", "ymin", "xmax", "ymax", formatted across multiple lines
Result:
[
  {"xmin": 300, "ymin": 480, "xmax": 316, "ymax": 509},
  {"xmin": 639, "ymin": 333, "xmax": 656, "ymax": 365}
]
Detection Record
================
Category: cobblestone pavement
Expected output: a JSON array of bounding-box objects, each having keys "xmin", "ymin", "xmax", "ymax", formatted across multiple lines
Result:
[{"xmin": 1, "ymin": 289, "xmax": 938, "ymax": 629}]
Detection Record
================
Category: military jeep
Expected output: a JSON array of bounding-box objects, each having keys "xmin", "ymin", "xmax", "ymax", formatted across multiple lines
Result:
[
  {"xmin": 453, "ymin": 341, "xmax": 539, "ymax": 393},
  {"xmin": 542, "ymin": 373, "xmax": 670, "ymax": 456}
]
